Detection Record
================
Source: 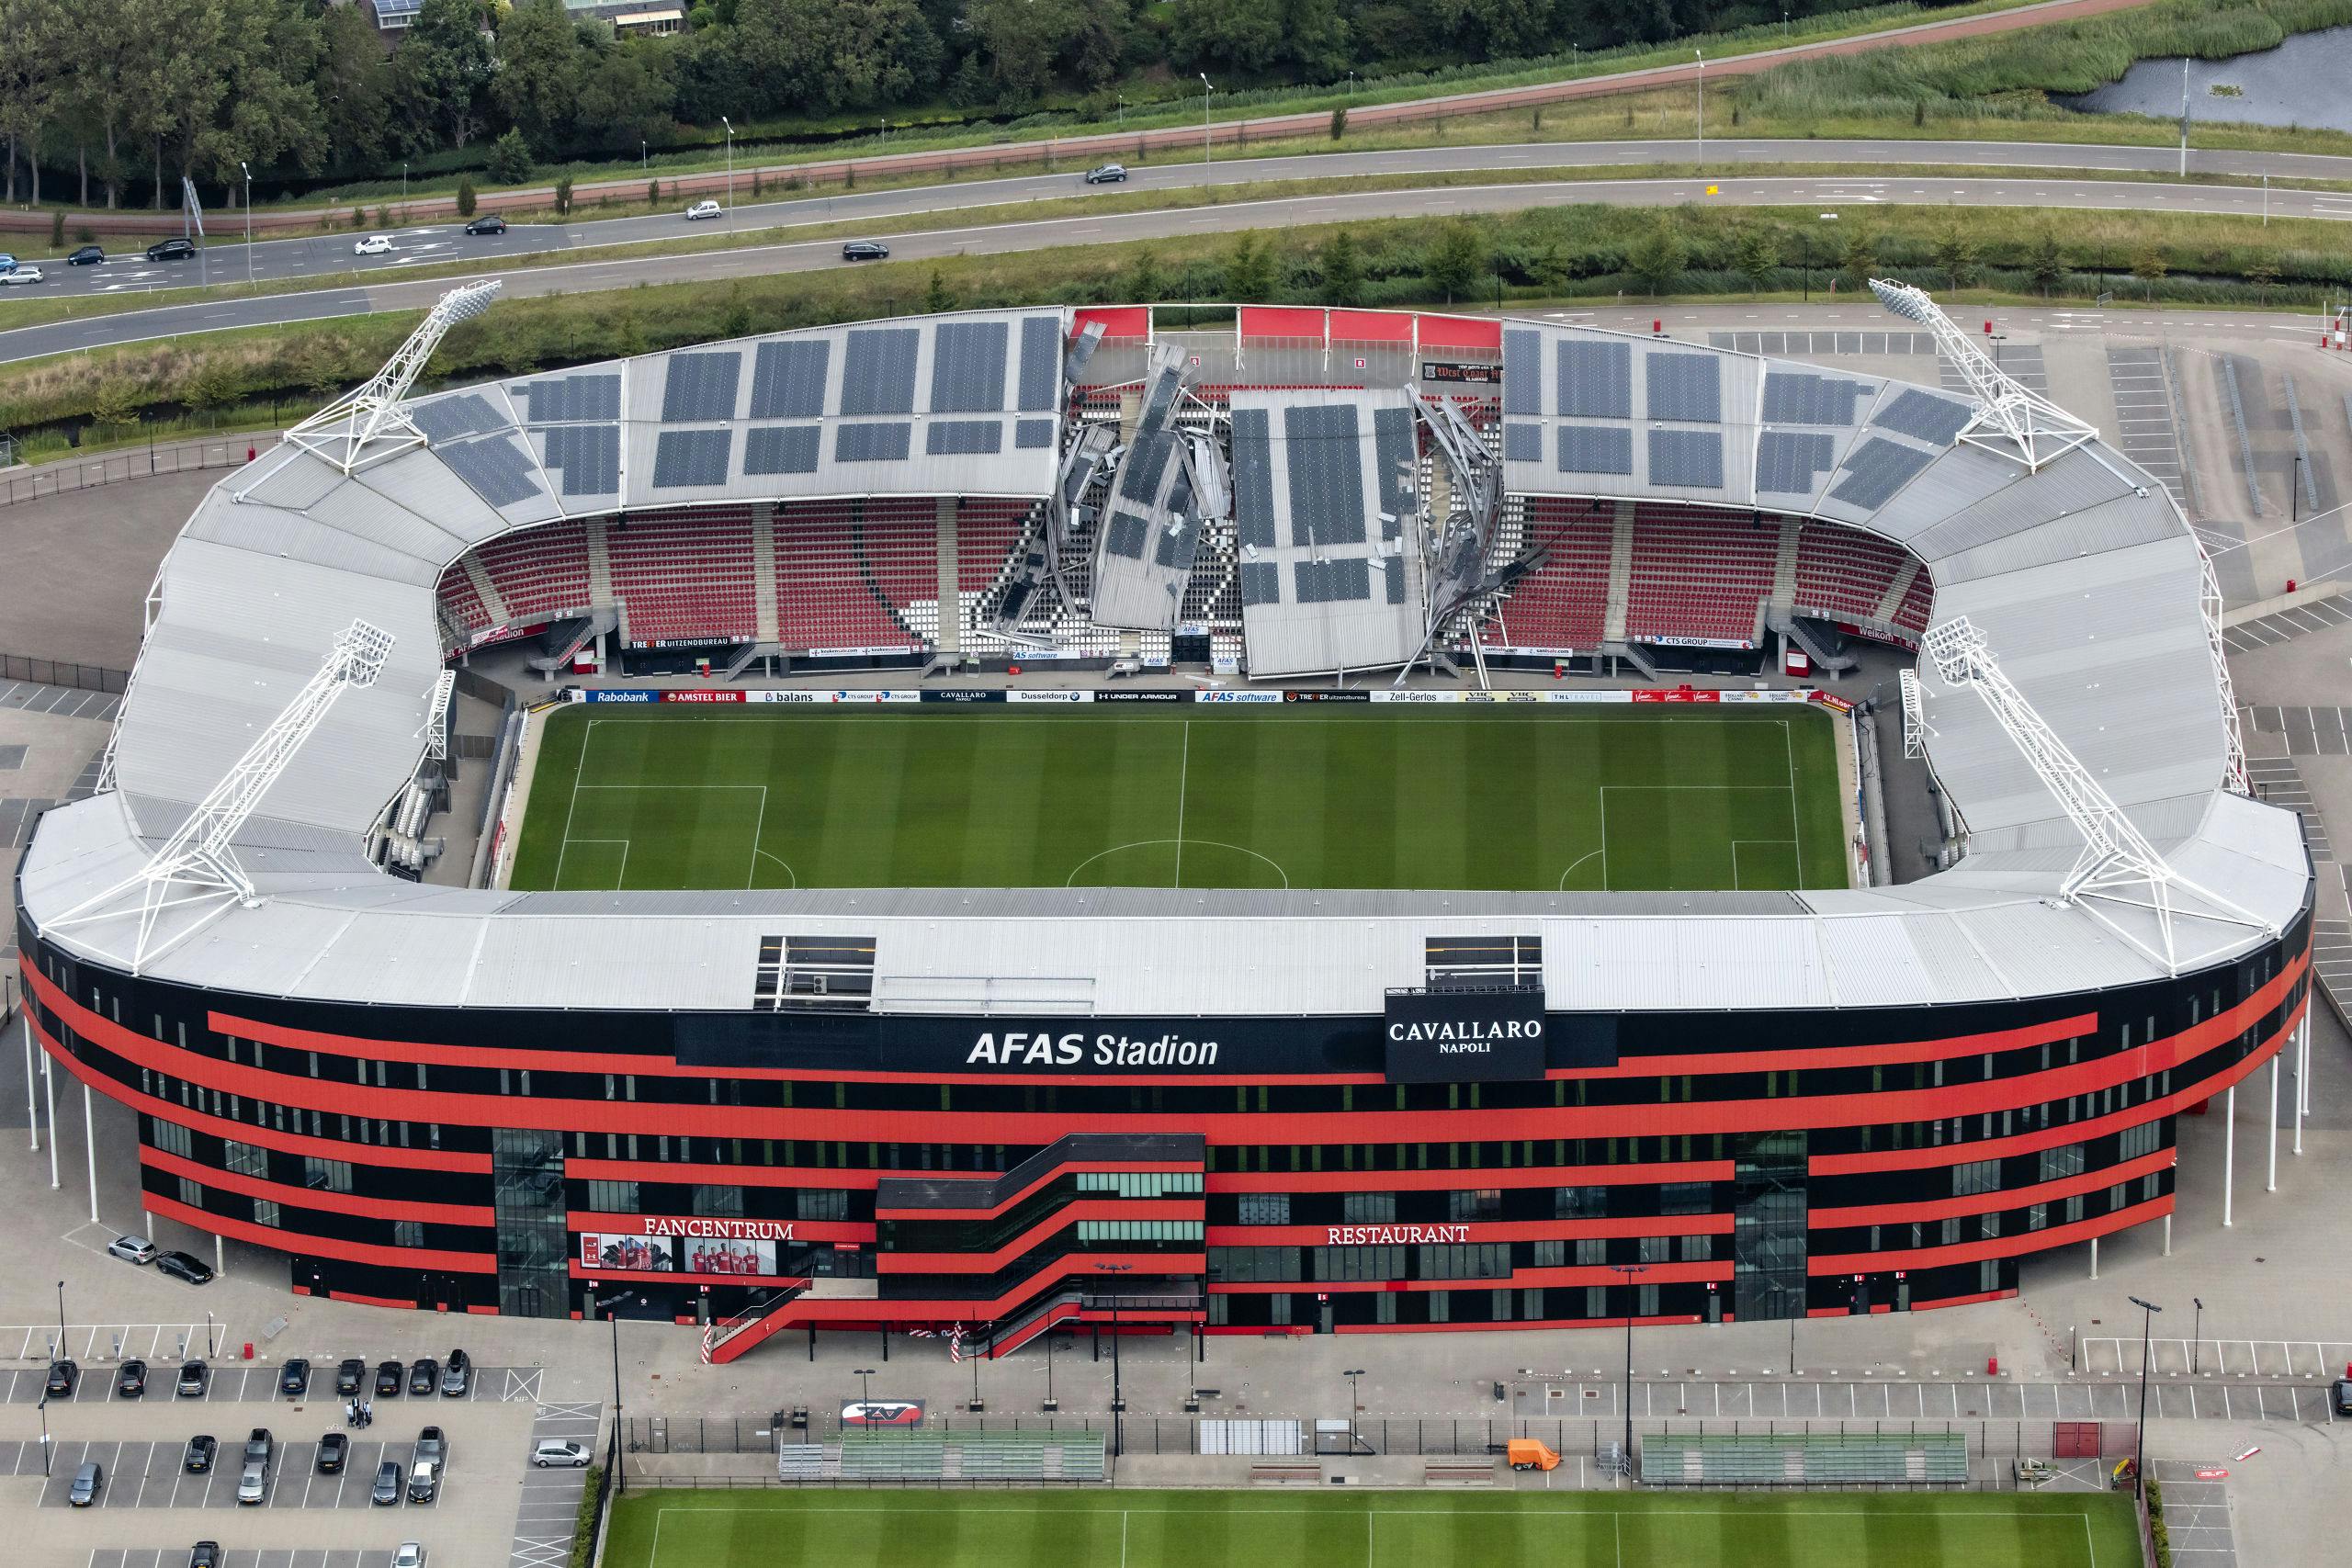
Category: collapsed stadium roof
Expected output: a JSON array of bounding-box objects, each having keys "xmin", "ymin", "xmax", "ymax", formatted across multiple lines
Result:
[{"xmin": 15, "ymin": 302, "xmax": 2309, "ymax": 1017}]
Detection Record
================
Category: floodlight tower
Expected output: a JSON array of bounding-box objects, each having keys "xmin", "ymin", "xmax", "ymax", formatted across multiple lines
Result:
[
  {"xmin": 281, "ymin": 281, "xmax": 502, "ymax": 477},
  {"xmin": 1870, "ymin": 279, "xmax": 2097, "ymax": 473},
  {"xmin": 1922, "ymin": 615, "xmax": 2273, "ymax": 974},
  {"xmin": 1897, "ymin": 668, "xmax": 1931, "ymax": 761},
  {"xmin": 42, "ymin": 620, "xmax": 398, "ymax": 974}
]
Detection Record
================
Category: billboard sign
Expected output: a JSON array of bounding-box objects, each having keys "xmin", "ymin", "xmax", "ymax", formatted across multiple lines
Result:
[{"xmin": 1383, "ymin": 988, "xmax": 1547, "ymax": 1083}]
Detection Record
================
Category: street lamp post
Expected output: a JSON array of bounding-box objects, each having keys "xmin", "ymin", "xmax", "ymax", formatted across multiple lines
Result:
[
  {"xmin": 55, "ymin": 1280, "xmax": 65, "ymax": 1349},
  {"xmin": 1341, "ymin": 1368, "xmax": 1365, "ymax": 1454},
  {"xmin": 402, "ymin": 162, "xmax": 408, "ymax": 202},
  {"xmin": 854, "ymin": 1366, "xmax": 876, "ymax": 1413},
  {"xmin": 1347, "ymin": 71, "xmax": 1356, "ymax": 97},
  {"xmin": 1200, "ymin": 75, "xmax": 1214, "ymax": 165},
  {"xmin": 1097, "ymin": 1262, "xmax": 1134, "ymax": 1457},
  {"xmin": 37, "ymin": 1393, "xmax": 51, "ymax": 1477},
  {"xmin": 1117, "ymin": 95, "xmax": 1126, "ymax": 129},
  {"xmin": 1694, "ymin": 50, "xmax": 1705, "ymax": 169},
  {"xmin": 1043, "ymin": 1325, "xmax": 1058, "ymax": 1412},
  {"xmin": 2191, "ymin": 1297, "xmax": 2204, "ymax": 1375},
  {"xmin": 721, "ymin": 116, "xmax": 735, "ymax": 231},
  {"xmin": 2128, "ymin": 1295, "xmax": 2163, "ymax": 1503},
  {"xmin": 1609, "ymin": 1263, "xmax": 1647, "ymax": 1477},
  {"xmin": 601, "ymin": 1290, "xmax": 635, "ymax": 1495},
  {"xmin": 240, "ymin": 162, "xmax": 253, "ymax": 287},
  {"xmin": 2178, "ymin": 57, "xmax": 2191, "ymax": 177}
]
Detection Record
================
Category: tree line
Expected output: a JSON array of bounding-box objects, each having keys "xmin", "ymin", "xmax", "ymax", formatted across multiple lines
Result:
[{"xmin": 0, "ymin": 0, "xmax": 1871, "ymax": 209}]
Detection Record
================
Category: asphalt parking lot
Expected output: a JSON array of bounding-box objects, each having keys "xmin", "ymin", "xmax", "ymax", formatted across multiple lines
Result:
[
  {"xmin": 10, "ymin": 1437, "xmax": 452, "ymax": 1510},
  {"xmin": 0, "ymin": 1367, "xmax": 536, "ymax": 1406}
]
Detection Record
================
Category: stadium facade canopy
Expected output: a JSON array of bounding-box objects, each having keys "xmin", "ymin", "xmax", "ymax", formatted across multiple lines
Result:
[{"xmin": 11, "ymin": 292, "xmax": 2312, "ymax": 1338}]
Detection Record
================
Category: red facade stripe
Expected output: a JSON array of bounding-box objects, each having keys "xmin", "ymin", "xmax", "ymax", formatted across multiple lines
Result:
[
  {"xmin": 1205, "ymin": 1214, "xmax": 1731, "ymax": 1247},
  {"xmin": 1214, "ymin": 1259, "xmax": 1724, "ymax": 1294},
  {"xmin": 878, "ymin": 1199, "xmax": 1203, "ymax": 1273},
  {"xmin": 140, "ymin": 1146, "xmax": 495, "ymax": 1225},
  {"xmin": 873, "ymin": 1164, "xmax": 1200, "ymax": 1223},
  {"xmin": 1808, "ymin": 1147, "xmax": 2175, "ymax": 1226},
  {"xmin": 1808, "ymin": 1195, "xmax": 2171, "ymax": 1275},
  {"xmin": 1209, "ymin": 1161, "xmax": 1735, "ymax": 1192},
  {"xmin": 567, "ymin": 1213, "xmax": 873, "ymax": 1243},
  {"xmin": 141, "ymin": 1194, "xmax": 494, "ymax": 1273},
  {"xmin": 773, "ymin": 1252, "xmax": 1206, "ymax": 1324}
]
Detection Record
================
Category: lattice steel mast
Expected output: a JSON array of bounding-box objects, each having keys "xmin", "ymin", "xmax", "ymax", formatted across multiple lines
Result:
[
  {"xmin": 284, "ymin": 281, "xmax": 502, "ymax": 476},
  {"xmin": 1870, "ymin": 279, "xmax": 2097, "ymax": 473}
]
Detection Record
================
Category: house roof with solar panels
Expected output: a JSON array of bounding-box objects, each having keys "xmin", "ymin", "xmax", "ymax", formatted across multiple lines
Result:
[{"xmin": 14, "ymin": 299, "xmax": 2311, "ymax": 1017}]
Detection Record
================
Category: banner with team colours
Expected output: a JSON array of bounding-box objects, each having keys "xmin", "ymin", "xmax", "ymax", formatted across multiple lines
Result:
[{"xmin": 573, "ymin": 685, "xmax": 1827, "ymax": 706}]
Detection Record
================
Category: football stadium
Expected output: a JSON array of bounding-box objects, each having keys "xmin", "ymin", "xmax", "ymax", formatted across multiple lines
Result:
[{"xmin": 9, "ymin": 286, "xmax": 2312, "ymax": 1361}]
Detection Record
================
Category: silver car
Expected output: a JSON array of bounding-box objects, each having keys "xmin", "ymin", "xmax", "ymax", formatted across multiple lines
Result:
[{"xmin": 236, "ymin": 1461, "xmax": 267, "ymax": 1505}]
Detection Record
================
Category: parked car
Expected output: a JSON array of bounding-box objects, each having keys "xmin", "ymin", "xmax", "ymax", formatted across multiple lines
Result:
[
  {"xmin": 439, "ymin": 1349, "xmax": 469, "ymax": 1397},
  {"xmin": 116, "ymin": 1359, "xmax": 148, "ymax": 1399},
  {"xmin": 189, "ymin": 1543, "xmax": 220, "ymax": 1568},
  {"xmin": 376, "ymin": 1360, "xmax": 403, "ymax": 1397},
  {"xmin": 107, "ymin": 1235, "xmax": 158, "ymax": 1263},
  {"xmin": 371, "ymin": 1459, "xmax": 403, "ymax": 1506},
  {"xmin": 0, "ymin": 264, "xmax": 45, "ymax": 285},
  {"xmin": 391, "ymin": 1545, "xmax": 425, "ymax": 1568},
  {"xmin": 69, "ymin": 1461, "xmax": 103, "ymax": 1506},
  {"xmin": 354, "ymin": 234, "xmax": 393, "ymax": 256},
  {"xmin": 1084, "ymin": 164, "xmax": 1127, "ymax": 184},
  {"xmin": 2336, "ymin": 1378, "xmax": 2352, "ymax": 1416},
  {"xmin": 317, "ymin": 1431, "xmax": 348, "ymax": 1473},
  {"xmin": 243, "ymin": 1428, "xmax": 274, "ymax": 1469},
  {"xmin": 66, "ymin": 244, "xmax": 106, "ymax": 265},
  {"xmin": 279, "ymin": 1358, "xmax": 311, "ymax": 1397},
  {"xmin": 405, "ymin": 1458, "xmax": 439, "ymax": 1503},
  {"xmin": 463, "ymin": 215, "xmax": 506, "ymax": 235},
  {"xmin": 414, "ymin": 1427, "xmax": 447, "ymax": 1466},
  {"xmin": 685, "ymin": 199, "xmax": 723, "ymax": 220},
  {"xmin": 177, "ymin": 1359, "xmax": 209, "ymax": 1397},
  {"xmin": 841, "ymin": 241, "xmax": 889, "ymax": 261},
  {"xmin": 335, "ymin": 1359, "xmax": 367, "ymax": 1397},
  {"xmin": 45, "ymin": 1359, "xmax": 76, "ymax": 1398},
  {"xmin": 532, "ymin": 1439, "xmax": 590, "ymax": 1469},
  {"xmin": 408, "ymin": 1358, "xmax": 438, "ymax": 1396},
  {"xmin": 183, "ymin": 1436, "xmax": 216, "ymax": 1474},
  {"xmin": 236, "ymin": 1462, "xmax": 267, "ymax": 1505},
  {"xmin": 145, "ymin": 238, "xmax": 197, "ymax": 262},
  {"xmin": 155, "ymin": 1250, "xmax": 214, "ymax": 1284}
]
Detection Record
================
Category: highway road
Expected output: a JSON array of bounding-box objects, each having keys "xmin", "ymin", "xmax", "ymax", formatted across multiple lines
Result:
[{"xmin": 3, "ymin": 159, "xmax": 2346, "ymax": 365}]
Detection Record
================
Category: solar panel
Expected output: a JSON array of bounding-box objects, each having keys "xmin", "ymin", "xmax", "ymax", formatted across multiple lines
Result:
[
  {"xmin": 1283, "ymin": 403, "xmax": 1364, "ymax": 548},
  {"xmin": 744, "ymin": 424, "xmax": 821, "ymax": 476},
  {"xmin": 1118, "ymin": 429, "xmax": 1178, "ymax": 505},
  {"xmin": 1374, "ymin": 404, "xmax": 1416, "ymax": 520},
  {"xmin": 650, "ymin": 428, "xmax": 733, "ymax": 489},
  {"xmin": 1232, "ymin": 408, "xmax": 1277, "ymax": 549},
  {"xmin": 1103, "ymin": 512, "xmax": 1149, "ymax": 559},
  {"xmin": 840, "ymin": 327, "xmax": 920, "ymax": 416},
  {"xmin": 1761, "ymin": 371, "xmax": 1871, "ymax": 426},
  {"xmin": 660, "ymin": 351, "xmax": 743, "ymax": 423},
  {"xmin": 1017, "ymin": 315, "xmax": 1061, "ymax": 412},
  {"xmin": 1827, "ymin": 435, "xmax": 1937, "ymax": 509},
  {"xmin": 1240, "ymin": 560, "xmax": 1282, "ymax": 606},
  {"xmin": 1152, "ymin": 514, "xmax": 1204, "ymax": 572},
  {"xmin": 373, "ymin": 0, "xmax": 421, "ymax": 17},
  {"xmin": 1645, "ymin": 352, "xmax": 1722, "ymax": 423},
  {"xmin": 1293, "ymin": 557, "xmax": 1372, "ymax": 604},
  {"xmin": 413, "ymin": 392, "xmax": 506, "ymax": 445},
  {"xmin": 835, "ymin": 423, "xmax": 911, "ymax": 463},
  {"xmin": 749, "ymin": 340, "xmax": 830, "ymax": 420},
  {"xmin": 1383, "ymin": 554, "xmax": 1406, "ymax": 604},
  {"xmin": 1647, "ymin": 428, "xmax": 1724, "ymax": 490},
  {"xmin": 1139, "ymin": 365, "xmax": 1182, "ymax": 429},
  {"xmin": 538, "ymin": 424, "xmax": 619, "ymax": 495},
  {"xmin": 929, "ymin": 321, "xmax": 1009, "ymax": 413},
  {"xmin": 1755, "ymin": 431, "xmax": 1836, "ymax": 495},
  {"xmin": 1558, "ymin": 424, "xmax": 1634, "ymax": 476},
  {"xmin": 1558, "ymin": 341, "xmax": 1633, "ymax": 419},
  {"xmin": 1503, "ymin": 329, "xmax": 1542, "ymax": 416},
  {"xmin": 926, "ymin": 419, "xmax": 1003, "ymax": 457},
  {"xmin": 1502, "ymin": 423, "xmax": 1543, "ymax": 463},
  {"xmin": 1014, "ymin": 418, "xmax": 1055, "ymax": 449},
  {"xmin": 514, "ymin": 373, "xmax": 619, "ymax": 423},
  {"xmin": 1873, "ymin": 388, "xmax": 1973, "ymax": 446},
  {"xmin": 441, "ymin": 434, "xmax": 542, "ymax": 508}
]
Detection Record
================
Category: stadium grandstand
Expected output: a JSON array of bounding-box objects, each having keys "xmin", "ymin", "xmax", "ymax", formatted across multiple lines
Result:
[{"xmin": 8, "ymin": 286, "xmax": 2312, "ymax": 1350}]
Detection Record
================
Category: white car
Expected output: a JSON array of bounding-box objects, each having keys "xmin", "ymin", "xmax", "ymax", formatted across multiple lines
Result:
[
  {"xmin": 353, "ymin": 235, "xmax": 393, "ymax": 256},
  {"xmin": 685, "ymin": 199, "xmax": 723, "ymax": 221},
  {"xmin": 532, "ymin": 1439, "xmax": 590, "ymax": 1468},
  {"xmin": 0, "ymin": 265, "xmax": 45, "ymax": 285},
  {"xmin": 107, "ymin": 1235, "xmax": 158, "ymax": 1264},
  {"xmin": 392, "ymin": 1546, "xmax": 426, "ymax": 1568}
]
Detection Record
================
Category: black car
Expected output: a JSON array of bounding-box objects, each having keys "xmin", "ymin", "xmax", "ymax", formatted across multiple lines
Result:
[
  {"xmin": 317, "ymin": 1431, "xmax": 349, "ymax": 1473},
  {"xmin": 66, "ymin": 244, "xmax": 105, "ymax": 265},
  {"xmin": 408, "ymin": 1358, "xmax": 438, "ymax": 1396},
  {"xmin": 376, "ymin": 1360, "xmax": 403, "ymax": 1397},
  {"xmin": 335, "ymin": 1359, "xmax": 367, "ymax": 1397},
  {"xmin": 2335, "ymin": 1378, "xmax": 2352, "ymax": 1416},
  {"xmin": 45, "ymin": 1359, "xmax": 76, "ymax": 1397},
  {"xmin": 464, "ymin": 215, "xmax": 506, "ymax": 235},
  {"xmin": 177, "ymin": 1359, "xmax": 209, "ymax": 1397},
  {"xmin": 117, "ymin": 1359, "xmax": 148, "ymax": 1399},
  {"xmin": 145, "ymin": 237, "xmax": 197, "ymax": 262},
  {"xmin": 190, "ymin": 1544, "xmax": 220, "ymax": 1568},
  {"xmin": 279, "ymin": 1358, "xmax": 311, "ymax": 1397},
  {"xmin": 440, "ymin": 1348, "xmax": 469, "ymax": 1397},
  {"xmin": 184, "ymin": 1435, "xmax": 217, "ymax": 1473},
  {"xmin": 371, "ymin": 1459, "xmax": 403, "ymax": 1506},
  {"xmin": 155, "ymin": 1250, "xmax": 214, "ymax": 1285},
  {"xmin": 1084, "ymin": 164, "xmax": 1128, "ymax": 184},
  {"xmin": 841, "ymin": 240, "xmax": 889, "ymax": 261}
]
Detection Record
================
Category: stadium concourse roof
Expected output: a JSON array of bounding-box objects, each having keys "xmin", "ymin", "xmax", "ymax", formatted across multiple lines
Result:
[{"xmin": 16, "ymin": 305, "xmax": 2311, "ymax": 1019}]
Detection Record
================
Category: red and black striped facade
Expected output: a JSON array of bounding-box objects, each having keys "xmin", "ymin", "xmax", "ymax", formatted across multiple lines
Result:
[{"xmin": 13, "ymin": 894, "xmax": 2312, "ymax": 1337}]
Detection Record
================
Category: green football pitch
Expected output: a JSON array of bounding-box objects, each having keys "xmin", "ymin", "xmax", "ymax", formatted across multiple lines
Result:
[
  {"xmin": 509, "ymin": 705, "xmax": 1849, "ymax": 894},
  {"xmin": 607, "ymin": 1489, "xmax": 2138, "ymax": 1568}
]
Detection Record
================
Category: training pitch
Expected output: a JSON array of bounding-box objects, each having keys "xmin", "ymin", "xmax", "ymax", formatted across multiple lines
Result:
[
  {"xmin": 510, "ymin": 705, "xmax": 1848, "ymax": 894},
  {"xmin": 607, "ymin": 1489, "xmax": 2137, "ymax": 1568}
]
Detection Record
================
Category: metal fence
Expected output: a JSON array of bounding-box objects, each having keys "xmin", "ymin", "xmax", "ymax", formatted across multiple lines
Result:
[
  {"xmin": 0, "ymin": 654, "xmax": 129, "ymax": 694},
  {"xmin": 0, "ymin": 435, "xmax": 267, "ymax": 507}
]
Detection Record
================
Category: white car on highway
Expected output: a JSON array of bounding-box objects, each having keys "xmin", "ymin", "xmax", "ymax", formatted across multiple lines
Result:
[
  {"xmin": 0, "ymin": 264, "xmax": 45, "ymax": 285},
  {"xmin": 353, "ymin": 235, "xmax": 394, "ymax": 256},
  {"xmin": 685, "ymin": 199, "xmax": 724, "ymax": 220}
]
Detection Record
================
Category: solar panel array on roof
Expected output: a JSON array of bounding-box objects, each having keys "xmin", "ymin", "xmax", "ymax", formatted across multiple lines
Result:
[
  {"xmin": 749, "ymin": 340, "xmax": 829, "ymax": 420},
  {"xmin": 1828, "ymin": 435, "xmax": 1938, "ymax": 508},
  {"xmin": 1139, "ymin": 367, "xmax": 1181, "ymax": 429},
  {"xmin": 1559, "ymin": 424, "xmax": 1634, "ymax": 476},
  {"xmin": 441, "ymin": 434, "xmax": 543, "ymax": 507},
  {"xmin": 1017, "ymin": 316, "xmax": 1060, "ymax": 412},
  {"xmin": 1153, "ymin": 515, "xmax": 1204, "ymax": 572},
  {"xmin": 930, "ymin": 321, "xmax": 1008, "ymax": 413},
  {"xmin": 744, "ymin": 424, "xmax": 821, "ymax": 476},
  {"xmin": 373, "ymin": 0, "xmax": 421, "ymax": 17},
  {"xmin": 840, "ymin": 328, "xmax": 920, "ymax": 416},
  {"xmin": 1014, "ymin": 418, "xmax": 1055, "ymax": 449},
  {"xmin": 1294, "ymin": 557, "xmax": 1372, "ymax": 604},
  {"xmin": 1761, "ymin": 371, "xmax": 1871, "ymax": 426},
  {"xmin": 927, "ymin": 420, "xmax": 1003, "ymax": 457},
  {"xmin": 1558, "ymin": 341, "xmax": 1634, "ymax": 419},
  {"xmin": 650, "ymin": 428, "xmax": 733, "ymax": 489},
  {"xmin": 835, "ymin": 422, "xmax": 912, "ymax": 463},
  {"xmin": 515, "ymin": 373, "xmax": 619, "ymax": 423},
  {"xmin": 1118, "ymin": 429, "xmax": 1177, "ymax": 504},
  {"xmin": 660, "ymin": 352, "xmax": 742, "ymax": 423},
  {"xmin": 539, "ymin": 424, "xmax": 619, "ymax": 495},
  {"xmin": 1283, "ymin": 403, "xmax": 1365, "ymax": 547},
  {"xmin": 1373, "ymin": 404, "xmax": 1416, "ymax": 519},
  {"xmin": 1104, "ymin": 512, "xmax": 1149, "ymax": 558},
  {"xmin": 1503, "ymin": 329, "xmax": 1541, "ymax": 416},
  {"xmin": 1648, "ymin": 428, "xmax": 1725, "ymax": 490},
  {"xmin": 1503, "ymin": 423, "xmax": 1543, "ymax": 462},
  {"xmin": 1382, "ymin": 554, "xmax": 1406, "ymax": 604},
  {"xmin": 1755, "ymin": 430, "xmax": 1836, "ymax": 495},
  {"xmin": 1645, "ymin": 353, "xmax": 1722, "ymax": 423},
  {"xmin": 1240, "ymin": 560, "xmax": 1282, "ymax": 606},
  {"xmin": 1874, "ymin": 387, "xmax": 1973, "ymax": 446},
  {"xmin": 413, "ymin": 392, "xmax": 507, "ymax": 445},
  {"xmin": 1232, "ymin": 408, "xmax": 1276, "ymax": 549}
]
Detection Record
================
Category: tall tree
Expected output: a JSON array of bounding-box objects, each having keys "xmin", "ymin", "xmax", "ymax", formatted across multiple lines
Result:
[
  {"xmin": 572, "ymin": 38, "xmax": 677, "ymax": 152},
  {"xmin": 395, "ymin": 0, "xmax": 495, "ymax": 152},
  {"xmin": 493, "ymin": 0, "xmax": 585, "ymax": 153},
  {"xmin": 66, "ymin": 0, "xmax": 181, "ymax": 208},
  {"xmin": 730, "ymin": 0, "xmax": 941, "ymax": 114}
]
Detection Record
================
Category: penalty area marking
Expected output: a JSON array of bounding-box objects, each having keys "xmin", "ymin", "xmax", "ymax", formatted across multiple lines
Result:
[
  {"xmin": 755, "ymin": 849, "xmax": 798, "ymax": 888},
  {"xmin": 554, "ymin": 838, "xmax": 629, "ymax": 891},
  {"xmin": 1063, "ymin": 839, "xmax": 1291, "ymax": 890}
]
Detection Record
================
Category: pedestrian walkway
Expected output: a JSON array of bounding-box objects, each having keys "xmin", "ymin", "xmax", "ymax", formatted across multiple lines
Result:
[
  {"xmin": 0, "ymin": 679, "xmax": 121, "ymax": 722},
  {"xmin": 2222, "ymin": 592, "xmax": 2352, "ymax": 652}
]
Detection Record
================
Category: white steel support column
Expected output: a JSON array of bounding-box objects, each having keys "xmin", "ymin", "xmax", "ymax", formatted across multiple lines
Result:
[
  {"xmin": 2267, "ymin": 1055, "xmax": 2280, "ymax": 1193},
  {"xmin": 43, "ymin": 1050, "xmax": 58, "ymax": 1190},
  {"xmin": 2295, "ymin": 1013, "xmax": 2307, "ymax": 1156},
  {"xmin": 214, "ymin": 1234, "xmax": 225, "ymax": 1275},
  {"xmin": 2164, "ymin": 1214, "xmax": 2172, "ymax": 1256},
  {"xmin": 2223, "ymin": 1084, "xmax": 2236, "ymax": 1226},
  {"xmin": 2090, "ymin": 1236, "xmax": 2099, "ymax": 1279},
  {"xmin": 83, "ymin": 1083, "xmax": 98, "ymax": 1224},
  {"xmin": 22, "ymin": 1023, "xmax": 37, "ymax": 1154}
]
